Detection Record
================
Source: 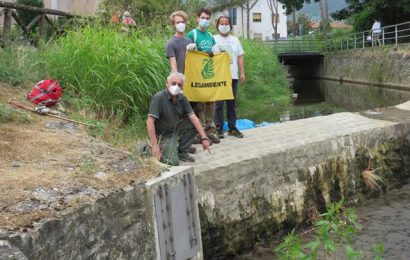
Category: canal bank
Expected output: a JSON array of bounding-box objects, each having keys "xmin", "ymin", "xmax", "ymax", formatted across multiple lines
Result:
[
  {"xmin": 1, "ymin": 103, "xmax": 410, "ymax": 258},
  {"xmin": 320, "ymin": 43, "xmax": 410, "ymax": 90},
  {"xmin": 183, "ymin": 102, "xmax": 410, "ymax": 258}
]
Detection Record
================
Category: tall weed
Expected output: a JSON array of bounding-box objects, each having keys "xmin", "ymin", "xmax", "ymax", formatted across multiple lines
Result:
[
  {"xmin": 238, "ymin": 39, "xmax": 291, "ymax": 122},
  {"xmin": 0, "ymin": 46, "xmax": 40, "ymax": 86},
  {"xmin": 38, "ymin": 26, "xmax": 169, "ymax": 125}
]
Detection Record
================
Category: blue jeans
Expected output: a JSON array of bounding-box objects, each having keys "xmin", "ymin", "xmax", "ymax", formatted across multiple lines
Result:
[{"xmin": 214, "ymin": 79, "xmax": 238, "ymax": 131}]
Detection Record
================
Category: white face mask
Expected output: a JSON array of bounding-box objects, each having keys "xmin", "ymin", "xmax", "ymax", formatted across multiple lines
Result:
[
  {"xmin": 218, "ymin": 25, "xmax": 230, "ymax": 35},
  {"xmin": 169, "ymin": 84, "xmax": 182, "ymax": 96},
  {"xmin": 199, "ymin": 19, "xmax": 210, "ymax": 28},
  {"xmin": 175, "ymin": 22, "xmax": 186, "ymax": 33}
]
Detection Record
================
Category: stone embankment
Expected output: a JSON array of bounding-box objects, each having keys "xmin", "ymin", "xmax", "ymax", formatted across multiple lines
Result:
[
  {"xmin": 1, "ymin": 103, "xmax": 410, "ymax": 259},
  {"xmin": 185, "ymin": 103, "xmax": 410, "ymax": 257},
  {"xmin": 321, "ymin": 43, "xmax": 410, "ymax": 90}
]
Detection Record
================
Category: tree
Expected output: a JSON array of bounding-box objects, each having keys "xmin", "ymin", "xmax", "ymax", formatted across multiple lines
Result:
[
  {"xmin": 319, "ymin": 0, "xmax": 329, "ymax": 40},
  {"xmin": 277, "ymin": 0, "xmax": 320, "ymax": 36},
  {"xmin": 240, "ymin": 0, "xmax": 260, "ymax": 39},
  {"xmin": 297, "ymin": 12, "xmax": 311, "ymax": 35},
  {"xmin": 267, "ymin": 0, "xmax": 279, "ymax": 41},
  {"xmin": 331, "ymin": 0, "xmax": 410, "ymax": 32}
]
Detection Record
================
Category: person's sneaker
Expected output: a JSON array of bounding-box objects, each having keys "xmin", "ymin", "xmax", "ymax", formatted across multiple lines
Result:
[
  {"xmin": 217, "ymin": 129, "xmax": 224, "ymax": 139},
  {"xmin": 178, "ymin": 152, "xmax": 195, "ymax": 162},
  {"xmin": 209, "ymin": 133, "xmax": 220, "ymax": 144},
  {"xmin": 228, "ymin": 128, "xmax": 244, "ymax": 138},
  {"xmin": 187, "ymin": 145, "xmax": 197, "ymax": 154}
]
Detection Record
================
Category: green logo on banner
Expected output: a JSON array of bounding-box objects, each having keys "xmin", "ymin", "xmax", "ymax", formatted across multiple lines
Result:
[{"xmin": 201, "ymin": 58, "xmax": 214, "ymax": 79}]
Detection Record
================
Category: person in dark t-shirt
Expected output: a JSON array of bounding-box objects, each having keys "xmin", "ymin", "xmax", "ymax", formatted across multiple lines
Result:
[
  {"xmin": 166, "ymin": 11, "xmax": 192, "ymax": 73},
  {"xmin": 147, "ymin": 72, "xmax": 210, "ymax": 165}
]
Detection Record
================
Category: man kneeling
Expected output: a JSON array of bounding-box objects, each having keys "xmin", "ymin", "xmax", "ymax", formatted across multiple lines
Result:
[{"xmin": 147, "ymin": 72, "xmax": 211, "ymax": 165}]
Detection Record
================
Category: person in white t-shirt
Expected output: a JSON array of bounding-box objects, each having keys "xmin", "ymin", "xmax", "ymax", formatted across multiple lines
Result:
[
  {"xmin": 213, "ymin": 16, "xmax": 246, "ymax": 138},
  {"xmin": 371, "ymin": 19, "xmax": 382, "ymax": 46}
]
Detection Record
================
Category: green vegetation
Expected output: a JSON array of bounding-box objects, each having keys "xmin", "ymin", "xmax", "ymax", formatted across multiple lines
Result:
[
  {"xmin": 238, "ymin": 39, "xmax": 291, "ymax": 122},
  {"xmin": 275, "ymin": 200, "xmax": 385, "ymax": 260},
  {"xmin": 0, "ymin": 47, "xmax": 40, "ymax": 86},
  {"xmin": 0, "ymin": 103, "xmax": 31, "ymax": 124},
  {"xmin": 332, "ymin": 0, "xmax": 410, "ymax": 32},
  {"xmin": 0, "ymin": 25, "xmax": 291, "ymax": 146},
  {"xmin": 39, "ymin": 26, "xmax": 168, "ymax": 125}
]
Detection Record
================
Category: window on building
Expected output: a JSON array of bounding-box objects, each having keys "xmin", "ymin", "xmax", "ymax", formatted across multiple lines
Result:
[
  {"xmin": 272, "ymin": 14, "xmax": 279, "ymax": 24},
  {"xmin": 272, "ymin": 33, "xmax": 280, "ymax": 39},
  {"xmin": 253, "ymin": 13, "xmax": 261, "ymax": 22},
  {"xmin": 253, "ymin": 33, "xmax": 262, "ymax": 40},
  {"xmin": 228, "ymin": 7, "xmax": 237, "ymax": 25}
]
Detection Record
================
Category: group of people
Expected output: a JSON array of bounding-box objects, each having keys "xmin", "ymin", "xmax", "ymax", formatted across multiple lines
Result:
[
  {"xmin": 110, "ymin": 11, "xmax": 136, "ymax": 30},
  {"xmin": 146, "ymin": 8, "xmax": 246, "ymax": 166}
]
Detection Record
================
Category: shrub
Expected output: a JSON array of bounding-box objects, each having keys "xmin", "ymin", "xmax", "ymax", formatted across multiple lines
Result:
[
  {"xmin": 39, "ymin": 26, "xmax": 169, "ymax": 125},
  {"xmin": 238, "ymin": 39, "xmax": 291, "ymax": 122}
]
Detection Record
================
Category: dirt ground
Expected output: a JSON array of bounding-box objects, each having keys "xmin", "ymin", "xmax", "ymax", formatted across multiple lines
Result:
[{"xmin": 0, "ymin": 83, "xmax": 161, "ymax": 231}]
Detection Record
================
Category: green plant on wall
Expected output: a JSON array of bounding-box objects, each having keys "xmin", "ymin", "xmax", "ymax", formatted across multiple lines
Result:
[{"xmin": 368, "ymin": 61, "xmax": 386, "ymax": 84}]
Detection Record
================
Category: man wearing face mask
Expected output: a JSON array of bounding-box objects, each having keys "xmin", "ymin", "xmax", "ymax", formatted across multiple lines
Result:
[
  {"xmin": 186, "ymin": 8, "xmax": 220, "ymax": 144},
  {"xmin": 166, "ymin": 11, "xmax": 193, "ymax": 73},
  {"xmin": 147, "ymin": 72, "xmax": 211, "ymax": 166},
  {"xmin": 213, "ymin": 15, "xmax": 246, "ymax": 139}
]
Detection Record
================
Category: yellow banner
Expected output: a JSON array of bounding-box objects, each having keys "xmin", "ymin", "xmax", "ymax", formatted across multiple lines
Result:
[{"xmin": 183, "ymin": 51, "xmax": 233, "ymax": 102}]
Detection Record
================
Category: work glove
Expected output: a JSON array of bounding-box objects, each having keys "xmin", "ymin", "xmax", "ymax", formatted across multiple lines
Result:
[{"xmin": 186, "ymin": 43, "xmax": 197, "ymax": 51}]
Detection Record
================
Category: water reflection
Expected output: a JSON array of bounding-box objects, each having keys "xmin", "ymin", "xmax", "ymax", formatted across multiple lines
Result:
[{"xmin": 288, "ymin": 79, "xmax": 410, "ymax": 120}]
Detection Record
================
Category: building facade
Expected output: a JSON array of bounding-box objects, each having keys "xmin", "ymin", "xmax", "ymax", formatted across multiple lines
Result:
[
  {"xmin": 44, "ymin": 0, "xmax": 101, "ymax": 16},
  {"xmin": 216, "ymin": 1, "xmax": 287, "ymax": 41}
]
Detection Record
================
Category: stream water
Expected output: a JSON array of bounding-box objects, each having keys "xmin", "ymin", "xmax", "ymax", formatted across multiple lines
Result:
[
  {"xmin": 236, "ymin": 79, "xmax": 410, "ymax": 259},
  {"xmin": 287, "ymin": 79, "xmax": 410, "ymax": 120}
]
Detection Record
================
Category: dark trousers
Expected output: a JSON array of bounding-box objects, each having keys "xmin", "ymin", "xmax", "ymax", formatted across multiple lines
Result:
[
  {"xmin": 214, "ymin": 79, "xmax": 238, "ymax": 131},
  {"xmin": 159, "ymin": 118, "xmax": 196, "ymax": 166}
]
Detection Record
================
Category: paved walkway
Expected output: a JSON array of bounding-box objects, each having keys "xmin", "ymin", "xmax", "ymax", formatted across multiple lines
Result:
[{"xmin": 182, "ymin": 111, "xmax": 409, "ymax": 173}]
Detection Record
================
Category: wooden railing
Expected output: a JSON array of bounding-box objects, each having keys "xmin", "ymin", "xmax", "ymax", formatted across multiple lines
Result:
[{"xmin": 0, "ymin": 1, "xmax": 82, "ymax": 47}]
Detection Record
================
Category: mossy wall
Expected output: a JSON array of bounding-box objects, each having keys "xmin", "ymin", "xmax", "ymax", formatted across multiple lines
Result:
[
  {"xmin": 197, "ymin": 122, "xmax": 410, "ymax": 258},
  {"xmin": 321, "ymin": 43, "xmax": 410, "ymax": 89}
]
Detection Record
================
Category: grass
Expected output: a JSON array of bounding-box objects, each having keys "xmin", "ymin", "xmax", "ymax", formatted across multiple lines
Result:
[
  {"xmin": 39, "ymin": 26, "xmax": 169, "ymax": 125},
  {"xmin": 238, "ymin": 39, "xmax": 291, "ymax": 122},
  {"xmin": 1, "ymin": 26, "xmax": 293, "ymax": 147},
  {"xmin": 0, "ymin": 46, "xmax": 41, "ymax": 86},
  {"xmin": 0, "ymin": 103, "xmax": 32, "ymax": 124},
  {"xmin": 362, "ymin": 170, "xmax": 384, "ymax": 193}
]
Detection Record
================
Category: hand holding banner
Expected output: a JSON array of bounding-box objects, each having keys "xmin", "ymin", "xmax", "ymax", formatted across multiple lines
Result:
[{"xmin": 183, "ymin": 51, "xmax": 233, "ymax": 102}]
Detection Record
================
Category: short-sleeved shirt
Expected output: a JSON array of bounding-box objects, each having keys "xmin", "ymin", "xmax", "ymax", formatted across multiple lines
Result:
[
  {"xmin": 187, "ymin": 29, "xmax": 216, "ymax": 53},
  {"xmin": 166, "ymin": 36, "xmax": 193, "ymax": 73},
  {"xmin": 148, "ymin": 90, "xmax": 194, "ymax": 137},
  {"xmin": 213, "ymin": 34, "xmax": 244, "ymax": 79}
]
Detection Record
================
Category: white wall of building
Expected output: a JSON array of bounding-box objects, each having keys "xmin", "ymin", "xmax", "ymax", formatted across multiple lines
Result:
[{"xmin": 216, "ymin": 1, "xmax": 287, "ymax": 41}]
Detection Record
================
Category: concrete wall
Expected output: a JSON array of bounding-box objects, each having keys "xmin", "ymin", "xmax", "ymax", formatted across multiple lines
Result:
[
  {"xmin": 321, "ymin": 44, "xmax": 410, "ymax": 90},
  {"xmin": 0, "ymin": 167, "xmax": 202, "ymax": 260},
  {"xmin": 191, "ymin": 112, "xmax": 410, "ymax": 257}
]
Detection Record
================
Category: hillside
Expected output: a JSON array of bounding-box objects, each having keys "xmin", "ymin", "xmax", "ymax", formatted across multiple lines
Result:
[
  {"xmin": 0, "ymin": 83, "xmax": 161, "ymax": 230},
  {"xmin": 299, "ymin": 0, "xmax": 347, "ymax": 20}
]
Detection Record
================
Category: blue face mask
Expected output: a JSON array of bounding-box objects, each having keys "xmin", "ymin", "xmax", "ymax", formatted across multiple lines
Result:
[{"xmin": 199, "ymin": 19, "xmax": 210, "ymax": 28}]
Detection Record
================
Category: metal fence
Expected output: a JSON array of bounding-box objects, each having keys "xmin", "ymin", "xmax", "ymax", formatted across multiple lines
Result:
[
  {"xmin": 327, "ymin": 21, "xmax": 410, "ymax": 51},
  {"xmin": 269, "ymin": 21, "xmax": 410, "ymax": 54}
]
